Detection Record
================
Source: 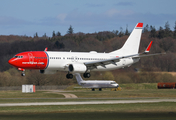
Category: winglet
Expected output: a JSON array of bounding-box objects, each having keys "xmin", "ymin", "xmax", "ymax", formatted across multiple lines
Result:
[
  {"xmin": 44, "ymin": 47, "xmax": 48, "ymax": 51},
  {"xmin": 145, "ymin": 41, "xmax": 153, "ymax": 53}
]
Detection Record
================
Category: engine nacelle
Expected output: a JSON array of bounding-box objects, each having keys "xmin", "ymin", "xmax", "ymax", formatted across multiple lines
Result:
[
  {"xmin": 69, "ymin": 64, "xmax": 87, "ymax": 73},
  {"xmin": 39, "ymin": 69, "xmax": 56, "ymax": 74}
]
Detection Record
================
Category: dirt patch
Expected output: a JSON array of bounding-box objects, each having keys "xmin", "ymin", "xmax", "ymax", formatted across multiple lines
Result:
[{"xmin": 46, "ymin": 90, "xmax": 78, "ymax": 98}]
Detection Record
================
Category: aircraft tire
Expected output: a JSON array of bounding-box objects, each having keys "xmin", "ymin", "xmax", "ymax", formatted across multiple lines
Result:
[
  {"xmin": 69, "ymin": 74, "xmax": 73, "ymax": 79},
  {"xmin": 66, "ymin": 74, "xmax": 73, "ymax": 79},
  {"xmin": 21, "ymin": 73, "xmax": 25, "ymax": 76},
  {"xmin": 83, "ymin": 73, "xmax": 91, "ymax": 78}
]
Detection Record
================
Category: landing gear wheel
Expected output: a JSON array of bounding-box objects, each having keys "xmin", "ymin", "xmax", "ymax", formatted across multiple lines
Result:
[
  {"xmin": 66, "ymin": 74, "xmax": 73, "ymax": 79},
  {"xmin": 99, "ymin": 88, "xmax": 102, "ymax": 91},
  {"xmin": 83, "ymin": 73, "xmax": 91, "ymax": 78},
  {"xmin": 21, "ymin": 73, "xmax": 25, "ymax": 76},
  {"xmin": 92, "ymin": 88, "xmax": 95, "ymax": 91}
]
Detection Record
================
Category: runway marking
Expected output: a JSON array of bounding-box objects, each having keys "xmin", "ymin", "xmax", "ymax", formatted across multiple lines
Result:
[{"xmin": 0, "ymin": 99, "xmax": 176, "ymax": 107}]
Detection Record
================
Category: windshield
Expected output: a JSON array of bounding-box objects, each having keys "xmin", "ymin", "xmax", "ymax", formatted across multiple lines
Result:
[
  {"xmin": 110, "ymin": 82, "xmax": 116, "ymax": 84},
  {"xmin": 13, "ymin": 56, "xmax": 23, "ymax": 58}
]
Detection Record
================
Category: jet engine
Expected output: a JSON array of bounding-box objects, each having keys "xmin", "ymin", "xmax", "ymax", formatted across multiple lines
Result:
[{"xmin": 69, "ymin": 64, "xmax": 87, "ymax": 73}]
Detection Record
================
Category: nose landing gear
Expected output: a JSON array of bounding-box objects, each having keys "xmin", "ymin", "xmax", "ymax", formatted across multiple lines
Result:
[
  {"xmin": 18, "ymin": 68, "xmax": 25, "ymax": 76},
  {"xmin": 21, "ymin": 72, "xmax": 25, "ymax": 76}
]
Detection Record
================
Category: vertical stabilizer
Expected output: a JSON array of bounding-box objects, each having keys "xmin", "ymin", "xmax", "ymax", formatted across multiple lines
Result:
[
  {"xmin": 74, "ymin": 73, "xmax": 84, "ymax": 85},
  {"xmin": 110, "ymin": 23, "xmax": 143, "ymax": 55}
]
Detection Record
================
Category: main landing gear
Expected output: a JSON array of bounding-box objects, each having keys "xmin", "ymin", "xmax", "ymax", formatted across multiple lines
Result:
[
  {"xmin": 92, "ymin": 88, "xmax": 102, "ymax": 91},
  {"xmin": 66, "ymin": 73, "xmax": 73, "ymax": 79},
  {"xmin": 83, "ymin": 73, "xmax": 91, "ymax": 78},
  {"xmin": 66, "ymin": 72, "xmax": 91, "ymax": 79}
]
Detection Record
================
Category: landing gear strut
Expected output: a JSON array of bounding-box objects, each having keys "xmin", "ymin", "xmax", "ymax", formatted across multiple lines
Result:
[
  {"xmin": 83, "ymin": 73, "xmax": 91, "ymax": 78},
  {"xmin": 66, "ymin": 73, "xmax": 73, "ymax": 79}
]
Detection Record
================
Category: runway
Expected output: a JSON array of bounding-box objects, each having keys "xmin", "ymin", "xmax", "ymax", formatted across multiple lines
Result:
[{"xmin": 0, "ymin": 99, "xmax": 176, "ymax": 107}]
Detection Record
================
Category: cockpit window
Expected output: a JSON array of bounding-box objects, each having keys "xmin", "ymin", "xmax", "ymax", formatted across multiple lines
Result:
[
  {"xmin": 14, "ymin": 56, "xmax": 23, "ymax": 58},
  {"xmin": 110, "ymin": 82, "xmax": 116, "ymax": 84}
]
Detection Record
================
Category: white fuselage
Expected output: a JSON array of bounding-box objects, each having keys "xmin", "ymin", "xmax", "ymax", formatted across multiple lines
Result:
[
  {"xmin": 46, "ymin": 51, "xmax": 139, "ymax": 72},
  {"xmin": 80, "ymin": 80, "xmax": 119, "ymax": 89},
  {"xmin": 74, "ymin": 73, "xmax": 119, "ymax": 89}
]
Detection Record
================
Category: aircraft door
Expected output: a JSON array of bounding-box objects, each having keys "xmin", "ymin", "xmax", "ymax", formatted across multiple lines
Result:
[
  {"xmin": 28, "ymin": 53, "xmax": 34, "ymax": 63},
  {"xmin": 71, "ymin": 56, "xmax": 78, "ymax": 62},
  {"xmin": 71, "ymin": 56, "xmax": 74, "ymax": 62}
]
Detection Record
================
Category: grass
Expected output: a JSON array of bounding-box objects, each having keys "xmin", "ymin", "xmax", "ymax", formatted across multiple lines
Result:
[
  {"xmin": 0, "ymin": 102, "xmax": 176, "ymax": 120},
  {"xmin": 1, "ymin": 102, "xmax": 176, "ymax": 113},
  {"xmin": 0, "ymin": 89, "xmax": 176, "ymax": 103},
  {"xmin": 0, "ymin": 83, "xmax": 176, "ymax": 120},
  {"xmin": 72, "ymin": 89, "xmax": 176, "ymax": 98},
  {"xmin": 1, "ymin": 112, "xmax": 176, "ymax": 120},
  {"xmin": 0, "ymin": 83, "xmax": 176, "ymax": 103},
  {"xmin": 0, "ymin": 91, "xmax": 64, "ymax": 98}
]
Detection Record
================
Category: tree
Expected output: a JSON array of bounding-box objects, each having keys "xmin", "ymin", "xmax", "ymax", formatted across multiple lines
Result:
[
  {"xmin": 118, "ymin": 27, "xmax": 124, "ymax": 37},
  {"xmin": 144, "ymin": 24, "xmax": 149, "ymax": 32},
  {"xmin": 125, "ymin": 25, "xmax": 130, "ymax": 35},
  {"xmin": 173, "ymin": 21, "xmax": 176, "ymax": 38},
  {"xmin": 57, "ymin": 31, "xmax": 61, "ymax": 36},
  {"xmin": 112, "ymin": 30, "xmax": 119, "ymax": 36},
  {"xmin": 67, "ymin": 25, "xmax": 74, "ymax": 34},
  {"xmin": 54, "ymin": 41, "xmax": 65, "ymax": 49},
  {"xmin": 102, "ymin": 72, "xmax": 114, "ymax": 80},
  {"xmin": 158, "ymin": 26, "xmax": 164, "ymax": 39},
  {"xmin": 42, "ymin": 33, "xmax": 47, "ymax": 37},
  {"xmin": 52, "ymin": 31, "xmax": 56, "ymax": 37},
  {"xmin": 164, "ymin": 21, "xmax": 172, "ymax": 37},
  {"xmin": 34, "ymin": 32, "xmax": 38, "ymax": 38},
  {"xmin": 149, "ymin": 26, "xmax": 156, "ymax": 38}
]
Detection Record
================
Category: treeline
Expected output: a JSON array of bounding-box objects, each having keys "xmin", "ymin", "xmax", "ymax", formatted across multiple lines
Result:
[
  {"xmin": 0, "ymin": 21, "xmax": 176, "ymax": 86},
  {"xmin": 0, "ymin": 68, "xmax": 176, "ymax": 87}
]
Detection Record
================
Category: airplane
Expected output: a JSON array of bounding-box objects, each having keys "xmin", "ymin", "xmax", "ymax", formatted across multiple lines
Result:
[
  {"xmin": 74, "ymin": 73, "xmax": 119, "ymax": 91},
  {"xmin": 8, "ymin": 23, "xmax": 163, "ymax": 79}
]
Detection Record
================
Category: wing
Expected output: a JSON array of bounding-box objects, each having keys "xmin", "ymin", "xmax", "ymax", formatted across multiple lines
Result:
[
  {"xmin": 84, "ymin": 54, "xmax": 138, "ymax": 70},
  {"xmin": 84, "ymin": 41, "xmax": 165, "ymax": 70}
]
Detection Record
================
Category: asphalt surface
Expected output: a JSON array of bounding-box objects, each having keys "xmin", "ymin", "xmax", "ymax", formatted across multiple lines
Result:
[{"xmin": 0, "ymin": 99, "xmax": 176, "ymax": 107}]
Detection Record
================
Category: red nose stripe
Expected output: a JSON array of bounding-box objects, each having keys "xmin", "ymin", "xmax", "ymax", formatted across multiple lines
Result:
[{"xmin": 8, "ymin": 51, "xmax": 48, "ymax": 70}]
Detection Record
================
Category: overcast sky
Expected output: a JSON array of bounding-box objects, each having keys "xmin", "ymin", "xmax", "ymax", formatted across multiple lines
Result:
[{"xmin": 0, "ymin": 0, "xmax": 176, "ymax": 37}]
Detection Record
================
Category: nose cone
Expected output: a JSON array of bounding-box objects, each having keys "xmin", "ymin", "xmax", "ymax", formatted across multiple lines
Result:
[
  {"xmin": 8, "ymin": 58, "xmax": 13, "ymax": 65},
  {"xmin": 8, "ymin": 58, "xmax": 17, "ymax": 67}
]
